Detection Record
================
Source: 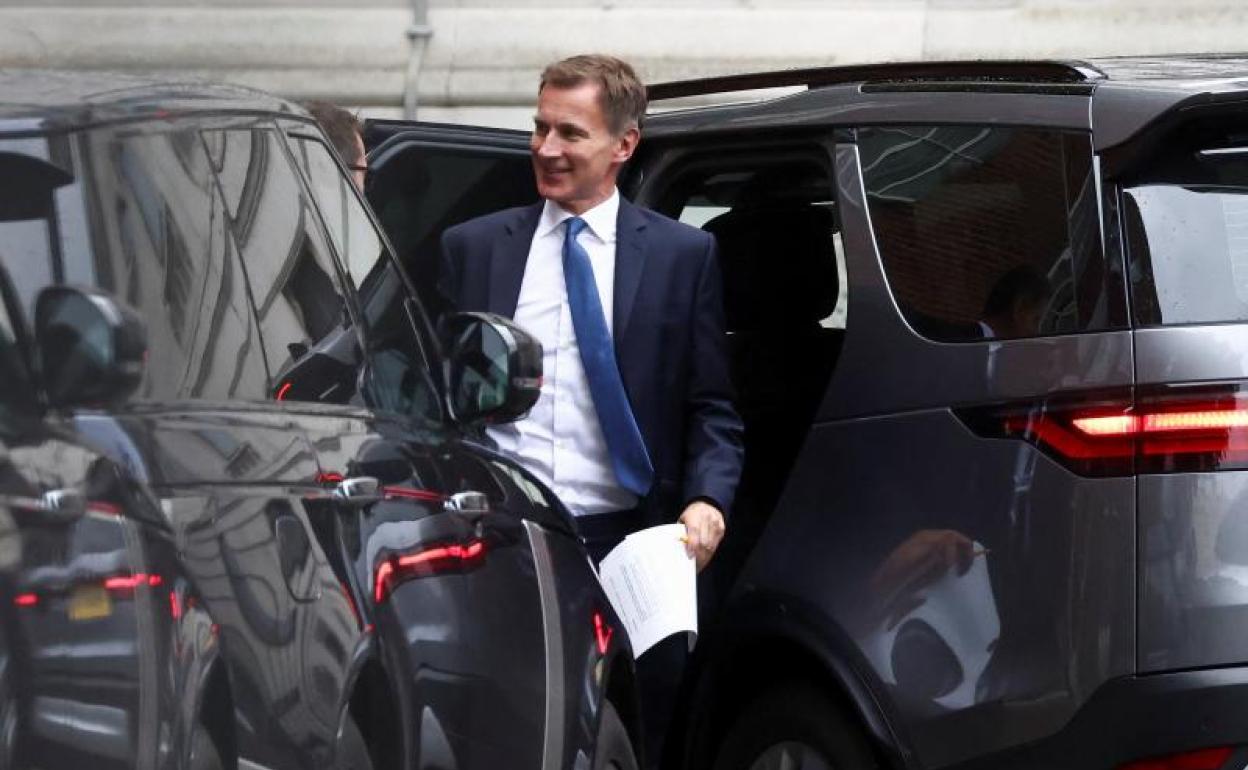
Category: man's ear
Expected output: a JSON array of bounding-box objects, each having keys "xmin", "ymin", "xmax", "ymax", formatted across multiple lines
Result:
[{"xmin": 613, "ymin": 125, "xmax": 640, "ymax": 164}]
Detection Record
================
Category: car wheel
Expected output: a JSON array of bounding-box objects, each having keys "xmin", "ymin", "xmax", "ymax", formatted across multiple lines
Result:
[
  {"xmin": 188, "ymin": 723, "xmax": 224, "ymax": 770},
  {"xmin": 335, "ymin": 712, "xmax": 375, "ymax": 770},
  {"xmin": 712, "ymin": 683, "xmax": 875, "ymax": 770},
  {"xmin": 593, "ymin": 699, "xmax": 639, "ymax": 770}
]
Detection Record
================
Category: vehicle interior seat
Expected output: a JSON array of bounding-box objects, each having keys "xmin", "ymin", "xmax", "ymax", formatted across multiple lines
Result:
[{"xmin": 701, "ymin": 201, "xmax": 842, "ymax": 588}]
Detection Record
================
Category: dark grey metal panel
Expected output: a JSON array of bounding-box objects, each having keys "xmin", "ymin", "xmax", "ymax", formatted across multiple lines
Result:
[
  {"xmin": 821, "ymin": 142, "xmax": 1134, "ymax": 422},
  {"xmin": 1091, "ymin": 80, "xmax": 1200, "ymax": 152},
  {"xmin": 1138, "ymin": 471, "xmax": 1248, "ymax": 673},
  {"xmin": 1135, "ymin": 325, "xmax": 1248, "ymax": 385}
]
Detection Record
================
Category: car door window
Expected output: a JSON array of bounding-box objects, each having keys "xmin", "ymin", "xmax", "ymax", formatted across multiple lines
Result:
[
  {"xmin": 207, "ymin": 127, "xmax": 364, "ymax": 405},
  {"xmin": 365, "ymin": 137, "xmax": 537, "ymax": 315},
  {"xmin": 287, "ymin": 135, "xmax": 384, "ymax": 291},
  {"xmin": 0, "ymin": 130, "xmax": 269, "ymax": 403},
  {"xmin": 857, "ymin": 125, "xmax": 1126, "ymax": 341},
  {"xmin": 285, "ymin": 131, "xmax": 443, "ymax": 422}
]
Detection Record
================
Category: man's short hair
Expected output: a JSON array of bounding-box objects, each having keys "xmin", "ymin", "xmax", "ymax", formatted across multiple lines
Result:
[
  {"xmin": 539, "ymin": 54, "xmax": 648, "ymax": 136},
  {"xmin": 303, "ymin": 101, "xmax": 363, "ymax": 166}
]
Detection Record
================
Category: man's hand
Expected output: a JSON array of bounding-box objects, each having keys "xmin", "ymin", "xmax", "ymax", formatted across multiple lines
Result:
[{"xmin": 678, "ymin": 500, "xmax": 726, "ymax": 572}]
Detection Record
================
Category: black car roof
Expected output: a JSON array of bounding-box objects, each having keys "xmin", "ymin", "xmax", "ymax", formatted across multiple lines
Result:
[
  {"xmin": 647, "ymin": 55, "xmax": 1248, "ymax": 101},
  {"xmin": 644, "ymin": 55, "xmax": 1248, "ymax": 150},
  {"xmin": 0, "ymin": 70, "xmax": 304, "ymax": 130}
]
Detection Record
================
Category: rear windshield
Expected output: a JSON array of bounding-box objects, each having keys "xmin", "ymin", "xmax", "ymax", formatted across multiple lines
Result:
[{"xmin": 1124, "ymin": 140, "xmax": 1248, "ymax": 327}]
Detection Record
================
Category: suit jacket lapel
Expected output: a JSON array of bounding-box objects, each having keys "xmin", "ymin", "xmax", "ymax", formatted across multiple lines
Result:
[
  {"xmin": 488, "ymin": 203, "xmax": 543, "ymax": 318},
  {"xmin": 613, "ymin": 198, "xmax": 648, "ymax": 352}
]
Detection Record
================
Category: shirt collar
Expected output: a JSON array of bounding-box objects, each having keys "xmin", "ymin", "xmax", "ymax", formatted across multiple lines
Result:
[{"xmin": 537, "ymin": 188, "xmax": 620, "ymax": 243}]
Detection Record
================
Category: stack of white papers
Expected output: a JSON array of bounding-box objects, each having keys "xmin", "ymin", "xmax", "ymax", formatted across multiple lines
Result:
[{"xmin": 597, "ymin": 523, "xmax": 697, "ymax": 657}]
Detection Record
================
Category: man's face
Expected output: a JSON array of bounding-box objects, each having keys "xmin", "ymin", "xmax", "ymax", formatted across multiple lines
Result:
[{"xmin": 530, "ymin": 82, "xmax": 638, "ymax": 214}]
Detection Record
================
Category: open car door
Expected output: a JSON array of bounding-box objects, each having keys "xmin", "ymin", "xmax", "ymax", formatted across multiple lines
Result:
[{"xmin": 363, "ymin": 120, "xmax": 538, "ymax": 315}]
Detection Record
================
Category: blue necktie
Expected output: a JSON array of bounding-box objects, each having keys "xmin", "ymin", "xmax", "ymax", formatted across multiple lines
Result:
[{"xmin": 562, "ymin": 217, "xmax": 654, "ymax": 496}]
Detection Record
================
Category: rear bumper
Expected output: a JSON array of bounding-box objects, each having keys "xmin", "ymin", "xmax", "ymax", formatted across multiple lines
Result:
[{"xmin": 953, "ymin": 667, "xmax": 1248, "ymax": 770}]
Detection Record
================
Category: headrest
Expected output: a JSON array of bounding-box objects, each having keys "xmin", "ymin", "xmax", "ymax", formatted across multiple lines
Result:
[{"xmin": 703, "ymin": 205, "xmax": 838, "ymax": 331}]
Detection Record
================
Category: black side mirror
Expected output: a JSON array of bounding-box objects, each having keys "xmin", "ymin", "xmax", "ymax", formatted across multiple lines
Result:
[
  {"xmin": 442, "ymin": 312, "xmax": 541, "ymax": 426},
  {"xmin": 34, "ymin": 286, "xmax": 147, "ymax": 409}
]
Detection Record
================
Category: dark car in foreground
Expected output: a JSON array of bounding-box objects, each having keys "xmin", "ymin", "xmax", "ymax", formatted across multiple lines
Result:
[
  {"xmin": 0, "ymin": 71, "xmax": 639, "ymax": 770},
  {"xmin": 360, "ymin": 55, "xmax": 1248, "ymax": 770}
]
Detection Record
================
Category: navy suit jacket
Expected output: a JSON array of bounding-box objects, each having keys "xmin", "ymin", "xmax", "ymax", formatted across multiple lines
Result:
[{"xmin": 439, "ymin": 198, "xmax": 744, "ymax": 524}]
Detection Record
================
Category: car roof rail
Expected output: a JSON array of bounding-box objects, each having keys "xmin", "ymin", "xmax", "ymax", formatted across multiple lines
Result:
[{"xmin": 646, "ymin": 59, "xmax": 1106, "ymax": 102}]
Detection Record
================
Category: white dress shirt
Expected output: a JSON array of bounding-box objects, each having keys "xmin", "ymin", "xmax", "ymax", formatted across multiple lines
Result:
[{"xmin": 487, "ymin": 190, "xmax": 638, "ymax": 516}]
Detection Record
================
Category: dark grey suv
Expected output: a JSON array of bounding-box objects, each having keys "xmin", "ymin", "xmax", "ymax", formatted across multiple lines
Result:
[{"xmin": 363, "ymin": 56, "xmax": 1248, "ymax": 770}]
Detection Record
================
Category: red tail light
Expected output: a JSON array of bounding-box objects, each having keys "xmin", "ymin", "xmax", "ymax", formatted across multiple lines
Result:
[
  {"xmin": 382, "ymin": 486, "xmax": 446, "ymax": 503},
  {"xmin": 13, "ymin": 593, "xmax": 37, "ymax": 608},
  {"xmin": 960, "ymin": 384, "xmax": 1248, "ymax": 476},
  {"xmin": 373, "ymin": 540, "xmax": 486, "ymax": 602},
  {"xmin": 593, "ymin": 611, "xmax": 614, "ymax": 655},
  {"xmin": 104, "ymin": 573, "xmax": 163, "ymax": 594},
  {"xmin": 1119, "ymin": 746, "xmax": 1233, "ymax": 770}
]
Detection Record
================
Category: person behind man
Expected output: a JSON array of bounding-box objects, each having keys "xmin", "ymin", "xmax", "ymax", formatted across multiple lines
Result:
[
  {"xmin": 438, "ymin": 54, "xmax": 744, "ymax": 766},
  {"xmin": 978, "ymin": 263, "xmax": 1051, "ymax": 339},
  {"xmin": 304, "ymin": 100, "xmax": 367, "ymax": 191}
]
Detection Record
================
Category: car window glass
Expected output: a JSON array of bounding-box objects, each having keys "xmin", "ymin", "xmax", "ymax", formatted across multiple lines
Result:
[
  {"xmin": 102, "ymin": 130, "xmax": 269, "ymax": 401},
  {"xmin": 287, "ymin": 131, "xmax": 442, "ymax": 423},
  {"xmin": 366, "ymin": 143, "xmax": 537, "ymax": 315},
  {"xmin": 0, "ymin": 130, "xmax": 268, "ymax": 403},
  {"xmin": 208, "ymin": 127, "xmax": 362, "ymax": 406},
  {"xmin": 1120, "ymin": 122, "xmax": 1248, "ymax": 327},
  {"xmin": 858, "ymin": 126, "xmax": 1125, "ymax": 341}
]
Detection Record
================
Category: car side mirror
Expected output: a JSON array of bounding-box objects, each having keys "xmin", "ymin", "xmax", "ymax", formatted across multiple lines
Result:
[
  {"xmin": 442, "ymin": 312, "xmax": 541, "ymax": 426},
  {"xmin": 34, "ymin": 286, "xmax": 147, "ymax": 409}
]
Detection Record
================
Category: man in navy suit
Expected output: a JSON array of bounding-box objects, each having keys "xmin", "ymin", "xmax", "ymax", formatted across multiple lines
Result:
[{"xmin": 439, "ymin": 53, "xmax": 743, "ymax": 766}]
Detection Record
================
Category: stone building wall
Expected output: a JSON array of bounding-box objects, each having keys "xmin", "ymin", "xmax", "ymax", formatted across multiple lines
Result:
[{"xmin": 1, "ymin": 0, "xmax": 1244, "ymax": 127}]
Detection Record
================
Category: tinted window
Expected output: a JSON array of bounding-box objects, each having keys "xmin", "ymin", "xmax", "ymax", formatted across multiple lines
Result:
[
  {"xmin": 859, "ymin": 126, "xmax": 1123, "ymax": 341},
  {"xmin": 288, "ymin": 135, "xmax": 385, "ymax": 290},
  {"xmin": 366, "ymin": 144, "xmax": 536, "ymax": 314},
  {"xmin": 0, "ymin": 130, "xmax": 268, "ymax": 402},
  {"xmin": 209, "ymin": 128, "xmax": 362, "ymax": 405},
  {"xmin": 1121, "ymin": 122, "xmax": 1248, "ymax": 327},
  {"xmin": 287, "ymin": 132, "xmax": 443, "ymax": 422}
]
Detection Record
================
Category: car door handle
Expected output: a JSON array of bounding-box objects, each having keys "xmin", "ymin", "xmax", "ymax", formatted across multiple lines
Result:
[
  {"xmin": 41, "ymin": 489, "xmax": 86, "ymax": 519},
  {"xmin": 443, "ymin": 491, "xmax": 490, "ymax": 514},
  {"xmin": 334, "ymin": 476, "xmax": 382, "ymax": 508}
]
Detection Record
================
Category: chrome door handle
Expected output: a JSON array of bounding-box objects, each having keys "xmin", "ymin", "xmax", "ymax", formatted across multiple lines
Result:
[
  {"xmin": 334, "ymin": 476, "xmax": 382, "ymax": 508},
  {"xmin": 41, "ymin": 489, "xmax": 86, "ymax": 519},
  {"xmin": 443, "ymin": 491, "xmax": 490, "ymax": 514}
]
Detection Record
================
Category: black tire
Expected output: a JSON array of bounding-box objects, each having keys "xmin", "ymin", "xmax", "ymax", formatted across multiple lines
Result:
[
  {"xmin": 712, "ymin": 683, "xmax": 875, "ymax": 770},
  {"xmin": 188, "ymin": 723, "xmax": 224, "ymax": 770},
  {"xmin": 335, "ymin": 712, "xmax": 375, "ymax": 770},
  {"xmin": 594, "ymin": 699, "xmax": 640, "ymax": 770}
]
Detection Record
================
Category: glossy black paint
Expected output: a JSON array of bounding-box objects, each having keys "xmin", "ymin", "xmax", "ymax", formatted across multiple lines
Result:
[{"xmin": 0, "ymin": 73, "xmax": 637, "ymax": 770}]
